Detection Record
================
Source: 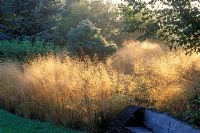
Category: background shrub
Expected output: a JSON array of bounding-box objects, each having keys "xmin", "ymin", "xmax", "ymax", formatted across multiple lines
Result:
[
  {"xmin": 0, "ymin": 40, "xmax": 60, "ymax": 62},
  {"xmin": 180, "ymin": 81, "xmax": 200, "ymax": 127}
]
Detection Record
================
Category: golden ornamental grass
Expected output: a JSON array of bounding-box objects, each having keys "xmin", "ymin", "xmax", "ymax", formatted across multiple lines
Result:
[{"xmin": 0, "ymin": 41, "xmax": 200, "ymax": 132}]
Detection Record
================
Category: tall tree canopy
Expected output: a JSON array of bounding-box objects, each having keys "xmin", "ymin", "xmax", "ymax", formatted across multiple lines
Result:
[
  {"xmin": 56, "ymin": 0, "xmax": 120, "ymax": 42},
  {"xmin": 121, "ymin": 0, "xmax": 200, "ymax": 54},
  {"xmin": 0, "ymin": 0, "xmax": 67, "ymax": 40}
]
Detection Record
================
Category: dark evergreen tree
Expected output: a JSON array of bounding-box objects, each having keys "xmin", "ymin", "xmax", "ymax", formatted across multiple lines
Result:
[
  {"xmin": 0, "ymin": 0, "xmax": 64, "ymax": 40},
  {"xmin": 67, "ymin": 19, "xmax": 117, "ymax": 58}
]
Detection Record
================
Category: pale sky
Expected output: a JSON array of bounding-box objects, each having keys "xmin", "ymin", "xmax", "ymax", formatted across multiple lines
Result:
[
  {"xmin": 111, "ymin": 0, "xmax": 122, "ymax": 4},
  {"xmin": 110, "ymin": 0, "xmax": 150, "ymax": 4}
]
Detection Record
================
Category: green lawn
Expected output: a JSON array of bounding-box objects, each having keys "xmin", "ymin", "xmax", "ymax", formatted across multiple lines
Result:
[{"xmin": 0, "ymin": 109, "xmax": 83, "ymax": 133}]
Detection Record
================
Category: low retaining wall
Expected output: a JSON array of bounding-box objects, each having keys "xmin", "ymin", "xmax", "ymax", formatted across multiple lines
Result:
[{"xmin": 107, "ymin": 106, "xmax": 200, "ymax": 133}]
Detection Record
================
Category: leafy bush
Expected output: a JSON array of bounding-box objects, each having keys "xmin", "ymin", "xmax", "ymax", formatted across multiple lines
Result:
[
  {"xmin": 181, "ymin": 83, "xmax": 200, "ymax": 127},
  {"xmin": 182, "ymin": 96, "xmax": 200, "ymax": 127},
  {"xmin": 67, "ymin": 19, "xmax": 117, "ymax": 59},
  {"xmin": 0, "ymin": 40, "xmax": 60, "ymax": 62}
]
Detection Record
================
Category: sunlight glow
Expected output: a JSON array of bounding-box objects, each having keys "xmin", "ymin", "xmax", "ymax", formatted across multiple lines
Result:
[
  {"xmin": 110, "ymin": 0, "xmax": 151, "ymax": 4},
  {"xmin": 111, "ymin": 0, "xmax": 122, "ymax": 4}
]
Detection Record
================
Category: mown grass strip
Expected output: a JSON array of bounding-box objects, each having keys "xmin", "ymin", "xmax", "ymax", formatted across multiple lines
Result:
[{"xmin": 0, "ymin": 109, "xmax": 84, "ymax": 133}]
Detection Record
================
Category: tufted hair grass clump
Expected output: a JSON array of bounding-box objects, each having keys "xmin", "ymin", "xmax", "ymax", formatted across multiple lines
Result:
[{"xmin": 0, "ymin": 41, "xmax": 200, "ymax": 132}]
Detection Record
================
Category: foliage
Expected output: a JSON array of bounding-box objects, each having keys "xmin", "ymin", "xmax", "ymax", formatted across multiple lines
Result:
[
  {"xmin": 181, "ymin": 84, "xmax": 200, "ymax": 126},
  {"xmin": 120, "ymin": 0, "xmax": 200, "ymax": 53},
  {"xmin": 182, "ymin": 97, "xmax": 200, "ymax": 126},
  {"xmin": 67, "ymin": 19, "xmax": 117, "ymax": 58},
  {"xmin": 0, "ymin": 40, "xmax": 60, "ymax": 62},
  {"xmin": 0, "ymin": 0, "xmax": 64, "ymax": 41},
  {"xmin": 120, "ymin": 4, "xmax": 159, "ymax": 40},
  {"xmin": 0, "ymin": 109, "xmax": 83, "ymax": 133},
  {"xmin": 0, "ymin": 0, "xmax": 123, "ymax": 45},
  {"xmin": 56, "ymin": 0, "xmax": 120, "ymax": 45}
]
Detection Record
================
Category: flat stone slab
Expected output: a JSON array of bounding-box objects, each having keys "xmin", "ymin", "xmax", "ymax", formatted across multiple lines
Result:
[
  {"xmin": 144, "ymin": 109, "xmax": 200, "ymax": 133},
  {"xmin": 107, "ymin": 106, "xmax": 200, "ymax": 133}
]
